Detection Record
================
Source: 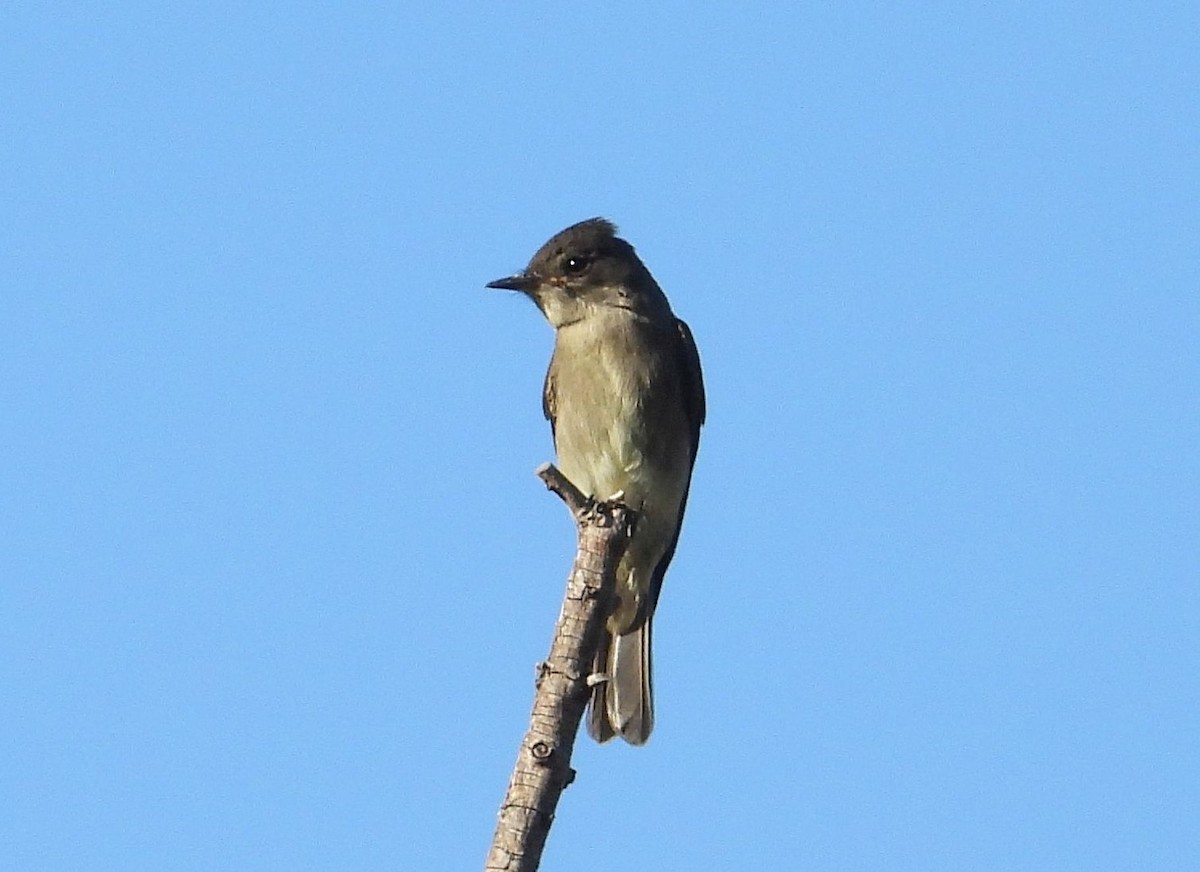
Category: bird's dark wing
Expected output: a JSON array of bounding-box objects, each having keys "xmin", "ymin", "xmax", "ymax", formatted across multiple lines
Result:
[
  {"xmin": 646, "ymin": 317, "xmax": 706, "ymax": 615},
  {"xmin": 542, "ymin": 357, "xmax": 557, "ymax": 442},
  {"xmin": 675, "ymin": 317, "xmax": 706, "ymax": 443}
]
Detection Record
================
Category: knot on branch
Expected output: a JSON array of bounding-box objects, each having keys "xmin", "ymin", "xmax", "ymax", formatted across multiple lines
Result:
[{"xmin": 527, "ymin": 740, "xmax": 577, "ymax": 795}]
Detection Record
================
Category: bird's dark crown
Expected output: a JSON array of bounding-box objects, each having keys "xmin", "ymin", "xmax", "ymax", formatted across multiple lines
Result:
[{"xmin": 527, "ymin": 217, "xmax": 633, "ymax": 279}]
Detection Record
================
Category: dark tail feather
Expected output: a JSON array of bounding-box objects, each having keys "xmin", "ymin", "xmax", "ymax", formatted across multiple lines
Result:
[{"xmin": 586, "ymin": 620, "xmax": 654, "ymax": 745}]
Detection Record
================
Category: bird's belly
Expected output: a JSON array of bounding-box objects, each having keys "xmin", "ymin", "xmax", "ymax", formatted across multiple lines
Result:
[
  {"xmin": 553, "ymin": 389, "xmax": 689, "ymax": 538},
  {"xmin": 556, "ymin": 410, "xmax": 649, "ymax": 502}
]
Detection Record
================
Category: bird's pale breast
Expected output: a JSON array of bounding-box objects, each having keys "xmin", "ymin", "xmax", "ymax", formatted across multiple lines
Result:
[{"xmin": 551, "ymin": 311, "xmax": 688, "ymax": 504}]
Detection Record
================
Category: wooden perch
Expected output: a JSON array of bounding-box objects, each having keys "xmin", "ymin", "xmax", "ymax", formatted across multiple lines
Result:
[{"xmin": 484, "ymin": 463, "xmax": 635, "ymax": 872}]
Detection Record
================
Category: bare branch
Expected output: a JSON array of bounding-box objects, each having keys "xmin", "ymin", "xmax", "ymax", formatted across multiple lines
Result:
[{"xmin": 484, "ymin": 464, "xmax": 634, "ymax": 872}]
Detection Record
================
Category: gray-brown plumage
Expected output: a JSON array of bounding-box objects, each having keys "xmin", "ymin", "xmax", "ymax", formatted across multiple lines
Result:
[{"xmin": 487, "ymin": 218, "xmax": 705, "ymax": 744}]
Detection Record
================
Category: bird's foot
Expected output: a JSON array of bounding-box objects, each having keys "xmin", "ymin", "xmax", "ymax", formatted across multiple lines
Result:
[
  {"xmin": 573, "ymin": 495, "xmax": 601, "ymax": 524},
  {"xmin": 575, "ymin": 490, "xmax": 638, "ymax": 535},
  {"xmin": 581, "ymin": 490, "xmax": 627, "ymax": 517}
]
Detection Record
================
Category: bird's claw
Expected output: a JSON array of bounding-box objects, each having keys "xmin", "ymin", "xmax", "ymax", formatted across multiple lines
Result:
[{"xmin": 573, "ymin": 495, "xmax": 601, "ymax": 524}]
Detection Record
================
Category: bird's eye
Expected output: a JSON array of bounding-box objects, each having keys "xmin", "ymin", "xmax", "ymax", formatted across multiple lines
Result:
[{"xmin": 563, "ymin": 255, "xmax": 590, "ymax": 276}]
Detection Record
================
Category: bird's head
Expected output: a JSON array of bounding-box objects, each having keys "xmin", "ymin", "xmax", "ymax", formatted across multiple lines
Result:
[{"xmin": 487, "ymin": 218, "xmax": 672, "ymax": 328}]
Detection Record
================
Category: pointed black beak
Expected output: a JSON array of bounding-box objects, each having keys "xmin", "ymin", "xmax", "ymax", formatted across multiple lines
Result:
[{"xmin": 486, "ymin": 272, "xmax": 536, "ymax": 292}]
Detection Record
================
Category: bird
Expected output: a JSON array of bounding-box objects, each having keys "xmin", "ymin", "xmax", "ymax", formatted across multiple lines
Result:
[{"xmin": 487, "ymin": 218, "xmax": 705, "ymax": 744}]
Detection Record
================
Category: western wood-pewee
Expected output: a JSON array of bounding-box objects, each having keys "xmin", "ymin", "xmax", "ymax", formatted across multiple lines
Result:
[{"xmin": 488, "ymin": 218, "xmax": 705, "ymax": 745}]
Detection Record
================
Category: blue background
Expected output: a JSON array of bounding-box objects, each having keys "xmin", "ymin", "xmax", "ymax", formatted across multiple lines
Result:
[{"xmin": 3, "ymin": 3, "xmax": 1197, "ymax": 869}]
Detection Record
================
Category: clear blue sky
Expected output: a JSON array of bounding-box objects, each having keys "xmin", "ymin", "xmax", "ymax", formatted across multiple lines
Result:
[{"xmin": 3, "ymin": 4, "xmax": 1197, "ymax": 870}]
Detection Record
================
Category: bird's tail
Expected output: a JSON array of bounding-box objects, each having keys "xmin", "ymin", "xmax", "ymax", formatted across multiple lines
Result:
[{"xmin": 587, "ymin": 619, "xmax": 654, "ymax": 745}]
